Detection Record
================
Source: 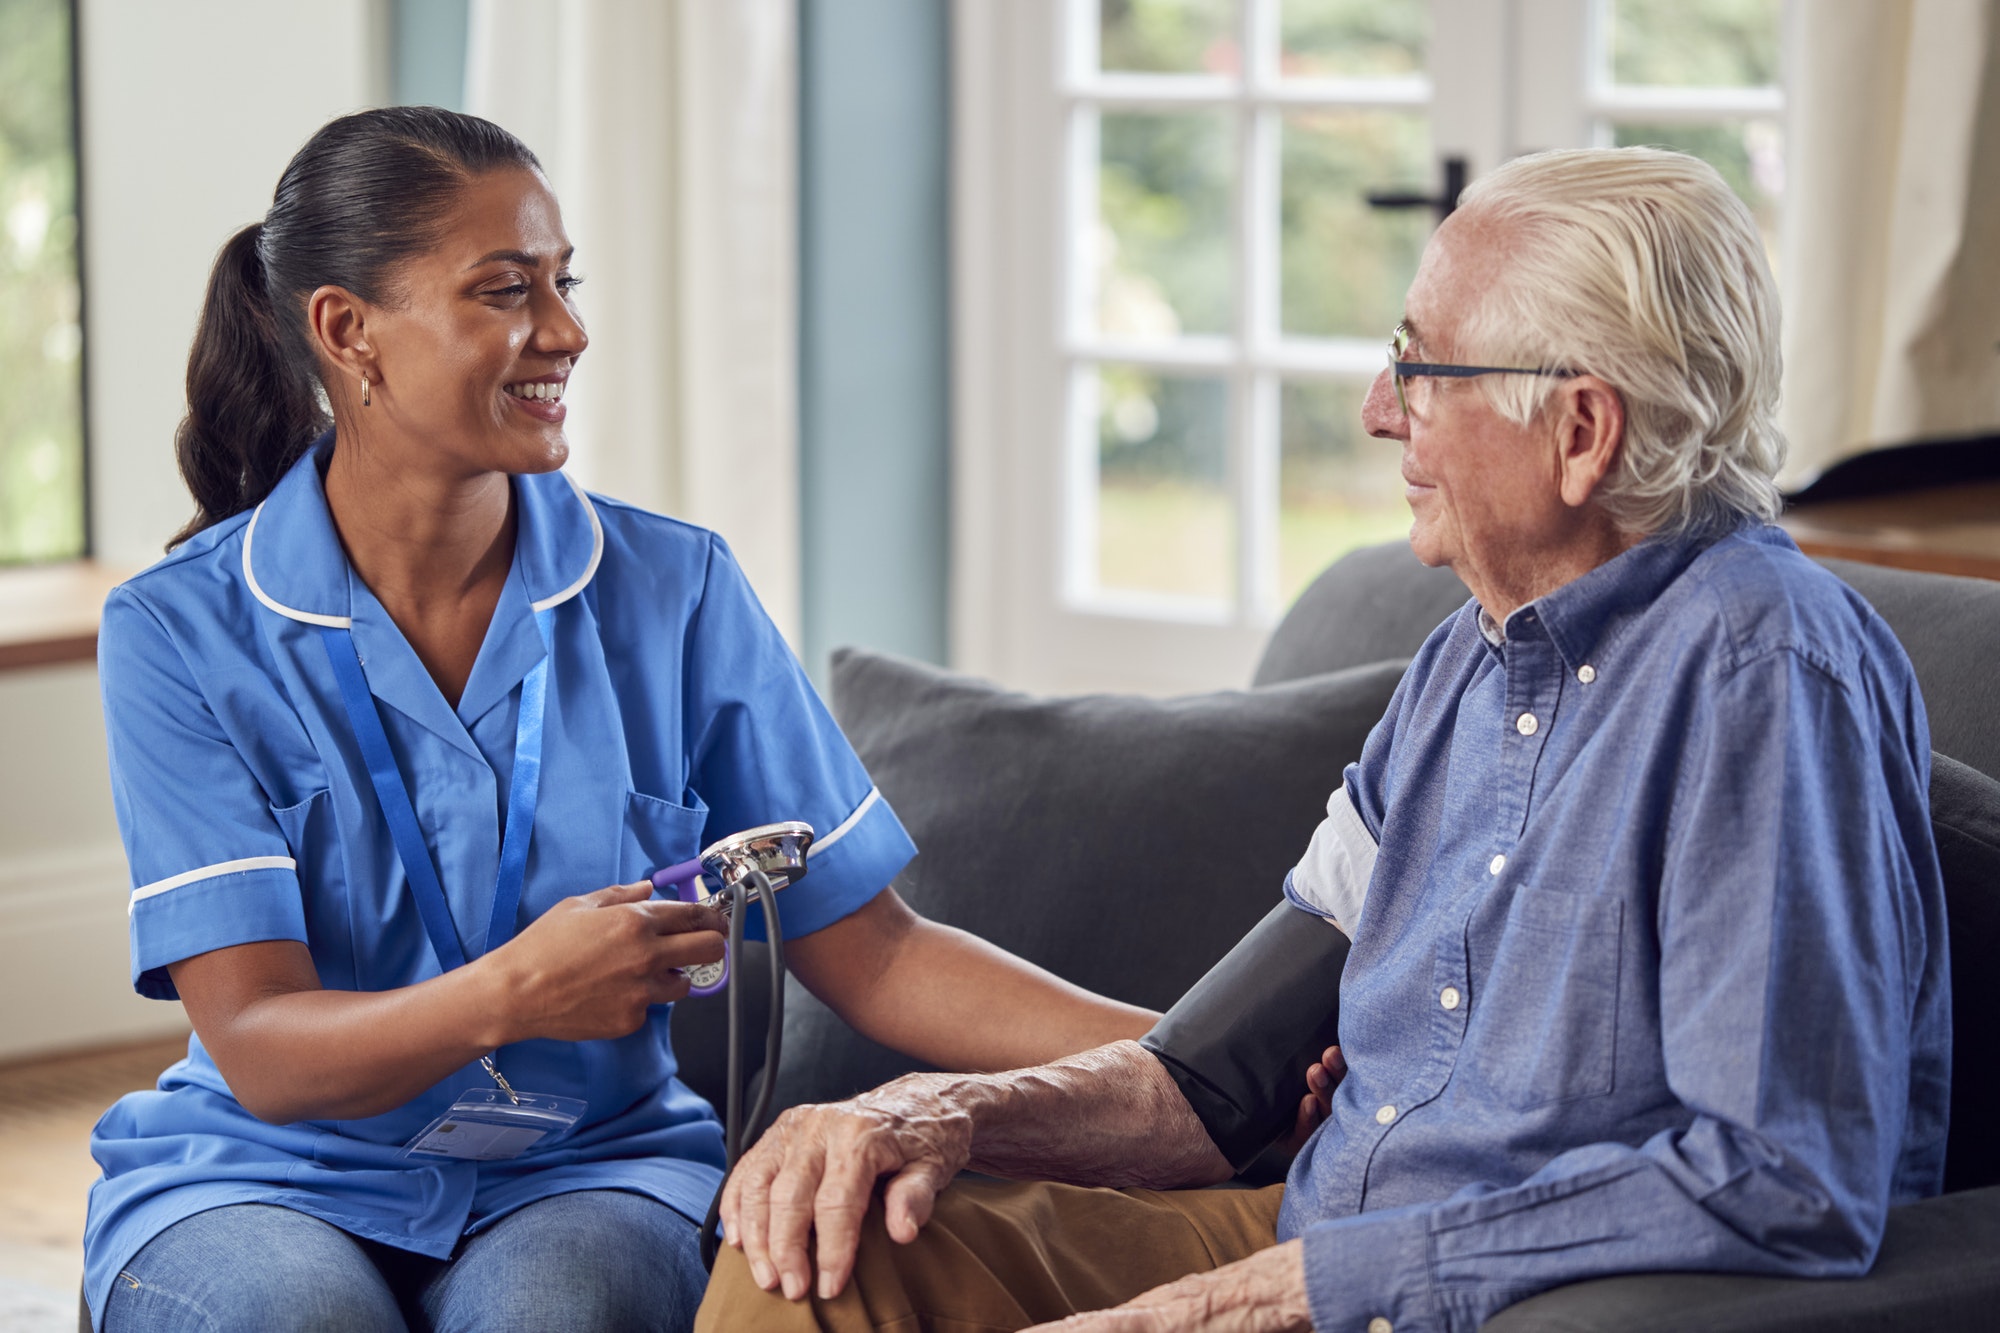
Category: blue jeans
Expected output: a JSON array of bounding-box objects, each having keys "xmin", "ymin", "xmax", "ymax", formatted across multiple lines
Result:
[{"xmin": 99, "ymin": 1190, "xmax": 708, "ymax": 1333}]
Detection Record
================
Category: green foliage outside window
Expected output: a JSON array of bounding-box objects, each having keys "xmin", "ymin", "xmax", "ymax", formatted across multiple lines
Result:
[
  {"xmin": 1609, "ymin": 0, "xmax": 1782, "ymax": 88},
  {"xmin": 1098, "ymin": 112, "xmax": 1233, "ymax": 338},
  {"xmin": 0, "ymin": 0, "xmax": 85, "ymax": 565},
  {"xmin": 1098, "ymin": 0, "xmax": 1235, "ymax": 74},
  {"xmin": 1279, "ymin": 0, "xmax": 1425, "ymax": 79}
]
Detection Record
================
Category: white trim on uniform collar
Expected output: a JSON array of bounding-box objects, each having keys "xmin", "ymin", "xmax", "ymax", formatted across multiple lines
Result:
[
  {"xmin": 531, "ymin": 470, "xmax": 604, "ymax": 613},
  {"xmin": 242, "ymin": 502, "xmax": 352, "ymax": 628},
  {"xmin": 808, "ymin": 787, "xmax": 881, "ymax": 859},
  {"xmin": 244, "ymin": 472, "xmax": 603, "ymax": 625}
]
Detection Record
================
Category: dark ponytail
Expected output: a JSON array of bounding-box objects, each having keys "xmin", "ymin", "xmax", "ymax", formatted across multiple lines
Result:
[
  {"xmin": 170, "ymin": 107, "xmax": 541, "ymax": 547},
  {"xmin": 172, "ymin": 223, "xmax": 322, "ymax": 546}
]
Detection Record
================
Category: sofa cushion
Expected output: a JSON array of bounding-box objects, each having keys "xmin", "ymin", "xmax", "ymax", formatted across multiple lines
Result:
[
  {"xmin": 1253, "ymin": 541, "xmax": 1470, "ymax": 687},
  {"xmin": 1259, "ymin": 541, "xmax": 2000, "ymax": 781},
  {"xmin": 1481, "ymin": 1185, "xmax": 2000, "ymax": 1332},
  {"xmin": 1815, "ymin": 560, "xmax": 2000, "ymax": 782},
  {"xmin": 771, "ymin": 648, "xmax": 1408, "ymax": 1110},
  {"xmin": 1934, "ymin": 753, "xmax": 2000, "ymax": 1193}
]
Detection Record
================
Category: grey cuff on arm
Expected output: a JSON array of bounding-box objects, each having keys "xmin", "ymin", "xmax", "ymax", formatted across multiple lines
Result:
[{"xmin": 1141, "ymin": 901, "xmax": 1350, "ymax": 1170}]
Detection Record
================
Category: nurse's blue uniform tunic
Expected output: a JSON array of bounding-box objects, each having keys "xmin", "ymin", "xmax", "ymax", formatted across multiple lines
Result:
[{"xmin": 83, "ymin": 438, "xmax": 916, "ymax": 1327}]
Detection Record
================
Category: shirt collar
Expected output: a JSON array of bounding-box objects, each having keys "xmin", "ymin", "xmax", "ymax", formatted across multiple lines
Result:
[
  {"xmin": 242, "ymin": 431, "xmax": 604, "ymax": 630},
  {"xmin": 1490, "ymin": 528, "xmax": 1742, "ymax": 669}
]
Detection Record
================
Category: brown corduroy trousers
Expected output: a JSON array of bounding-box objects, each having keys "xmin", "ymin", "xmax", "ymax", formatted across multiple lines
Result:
[{"xmin": 695, "ymin": 1179, "xmax": 1285, "ymax": 1332}]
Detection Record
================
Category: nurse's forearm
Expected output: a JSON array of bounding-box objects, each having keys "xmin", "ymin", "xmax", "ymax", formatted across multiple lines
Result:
[
  {"xmin": 168, "ymin": 939, "xmax": 537, "ymax": 1124},
  {"xmin": 169, "ymin": 884, "xmax": 725, "ymax": 1125},
  {"xmin": 787, "ymin": 890, "xmax": 1157, "ymax": 1073}
]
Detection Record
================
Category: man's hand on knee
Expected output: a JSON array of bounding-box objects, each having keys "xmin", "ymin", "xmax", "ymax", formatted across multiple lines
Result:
[
  {"xmin": 1024, "ymin": 1238, "xmax": 1313, "ymax": 1333},
  {"xmin": 720, "ymin": 1074, "xmax": 973, "ymax": 1303}
]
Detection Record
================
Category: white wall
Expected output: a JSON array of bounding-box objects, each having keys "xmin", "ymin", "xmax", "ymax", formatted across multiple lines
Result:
[
  {"xmin": 85, "ymin": 1, "xmax": 383, "ymax": 565},
  {"xmin": 0, "ymin": 1, "xmax": 381, "ymax": 1061}
]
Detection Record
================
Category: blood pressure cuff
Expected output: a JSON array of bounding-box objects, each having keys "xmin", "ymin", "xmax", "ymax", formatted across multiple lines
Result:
[{"xmin": 1140, "ymin": 902, "xmax": 1349, "ymax": 1171}]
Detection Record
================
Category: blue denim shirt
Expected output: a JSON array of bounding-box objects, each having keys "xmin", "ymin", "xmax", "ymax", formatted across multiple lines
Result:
[{"xmin": 1273, "ymin": 526, "xmax": 1951, "ymax": 1333}]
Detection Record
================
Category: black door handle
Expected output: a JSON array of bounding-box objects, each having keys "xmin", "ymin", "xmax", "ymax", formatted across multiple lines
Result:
[{"xmin": 1365, "ymin": 155, "xmax": 1467, "ymax": 223}]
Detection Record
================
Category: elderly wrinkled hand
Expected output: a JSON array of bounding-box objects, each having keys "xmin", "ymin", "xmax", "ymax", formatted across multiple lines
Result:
[
  {"xmin": 1023, "ymin": 1239, "xmax": 1314, "ymax": 1333},
  {"xmin": 719, "ymin": 1074, "xmax": 974, "ymax": 1303}
]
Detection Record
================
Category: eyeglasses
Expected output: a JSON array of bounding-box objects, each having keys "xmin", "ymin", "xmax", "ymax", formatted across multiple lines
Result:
[{"xmin": 1388, "ymin": 322, "xmax": 1575, "ymax": 419}]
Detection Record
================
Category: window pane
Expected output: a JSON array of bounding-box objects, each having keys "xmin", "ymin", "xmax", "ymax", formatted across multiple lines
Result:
[
  {"xmin": 1095, "ymin": 367, "xmax": 1233, "ymax": 602},
  {"xmin": 1612, "ymin": 120, "xmax": 1783, "ymax": 269},
  {"xmin": 1279, "ymin": 380, "xmax": 1407, "ymax": 607},
  {"xmin": 1098, "ymin": 0, "xmax": 1237, "ymax": 76},
  {"xmin": 0, "ymin": 0, "xmax": 85, "ymax": 565},
  {"xmin": 1606, "ymin": 0, "xmax": 1782, "ymax": 88},
  {"xmin": 1280, "ymin": 111, "xmax": 1429, "ymax": 339},
  {"xmin": 1097, "ymin": 111, "xmax": 1233, "ymax": 339},
  {"xmin": 1279, "ymin": 0, "xmax": 1426, "ymax": 79}
]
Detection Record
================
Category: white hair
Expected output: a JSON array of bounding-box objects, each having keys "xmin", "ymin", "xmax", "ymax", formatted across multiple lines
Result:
[{"xmin": 1453, "ymin": 147, "xmax": 1786, "ymax": 539}]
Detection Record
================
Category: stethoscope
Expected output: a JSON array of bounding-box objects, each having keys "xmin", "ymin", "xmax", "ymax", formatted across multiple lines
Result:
[
  {"xmin": 652, "ymin": 821, "xmax": 813, "ymax": 1268},
  {"xmin": 327, "ymin": 599, "xmax": 806, "ymax": 1268}
]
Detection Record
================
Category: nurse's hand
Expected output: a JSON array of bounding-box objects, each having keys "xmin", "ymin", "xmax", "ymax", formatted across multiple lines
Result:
[{"xmin": 490, "ymin": 881, "xmax": 727, "ymax": 1042}]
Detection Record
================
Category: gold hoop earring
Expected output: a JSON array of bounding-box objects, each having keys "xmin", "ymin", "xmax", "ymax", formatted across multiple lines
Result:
[{"xmin": 361, "ymin": 375, "xmax": 372, "ymax": 408}]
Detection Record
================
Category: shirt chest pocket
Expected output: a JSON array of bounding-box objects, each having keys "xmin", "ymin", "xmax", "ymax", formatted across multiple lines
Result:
[
  {"xmin": 619, "ymin": 789, "xmax": 710, "ymax": 887},
  {"xmin": 1464, "ymin": 887, "xmax": 1623, "ymax": 1110}
]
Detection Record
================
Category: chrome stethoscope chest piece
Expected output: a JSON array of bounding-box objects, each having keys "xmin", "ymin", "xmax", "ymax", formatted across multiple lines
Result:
[{"xmin": 676, "ymin": 821, "xmax": 814, "ymax": 990}]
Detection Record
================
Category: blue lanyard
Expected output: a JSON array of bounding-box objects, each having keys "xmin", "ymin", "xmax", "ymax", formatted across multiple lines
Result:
[{"xmin": 321, "ymin": 610, "xmax": 553, "ymax": 972}]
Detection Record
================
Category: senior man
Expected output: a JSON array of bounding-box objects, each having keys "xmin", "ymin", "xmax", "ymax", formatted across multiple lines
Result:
[{"xmin": 697, "ymin": 147, "xmax": 1950, "ymax": 1333}]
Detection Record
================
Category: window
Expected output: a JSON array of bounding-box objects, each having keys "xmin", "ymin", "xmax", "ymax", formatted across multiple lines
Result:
[
  {"xmin": 1071, "ymin": 0, "xmax": 1430, "ymax": 623},
  {"xmin": 953, "ymin": 0, "xmax": 1792, "ymax": 695},
  {"xmin": 0, "ymin": 0, "xmax": 86, "ymax": 566}
]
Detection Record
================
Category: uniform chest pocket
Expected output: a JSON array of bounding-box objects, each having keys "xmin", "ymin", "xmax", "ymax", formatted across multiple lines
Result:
[
  {"xmin": 620, "ymin": 789, "xmax": 710, "ymax": 886},
  {"xmin": 270, "ymin": 789, "xmax": 336, "ymax": 893},
  {"xmin": 1465, "ymin": 887, "xmax": 1623, "ymax": 1110}
]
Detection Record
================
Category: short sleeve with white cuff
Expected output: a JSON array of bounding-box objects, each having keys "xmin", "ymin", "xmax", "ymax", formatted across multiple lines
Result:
[{"xmin": 1282, "ymin": 784, "xmax": 1378, "ymax": 937}]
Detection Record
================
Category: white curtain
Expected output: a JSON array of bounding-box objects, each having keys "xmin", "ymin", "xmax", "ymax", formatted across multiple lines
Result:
[
  {"xmin": 1780, "ymin": 0, "xmax": 2000, "ymax": 487},
  {"xmin": 465, "ymin": 0, "xmax": 801, "ymax": 642}
]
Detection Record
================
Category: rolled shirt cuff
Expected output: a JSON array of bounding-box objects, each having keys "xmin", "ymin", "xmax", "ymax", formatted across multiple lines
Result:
[
  {"xmin": 128, "ymin": 860, "xmax": 309, "ymax": 1000},
  {"xmin": 1284, "ymin": 784, "xmax": 1378, "ymax": 936}
]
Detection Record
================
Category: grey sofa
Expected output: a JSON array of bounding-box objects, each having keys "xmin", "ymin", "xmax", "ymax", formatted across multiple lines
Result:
[{"xmin": 672, "ymin": 539, "xmax": 2000, "ymax": 1331}]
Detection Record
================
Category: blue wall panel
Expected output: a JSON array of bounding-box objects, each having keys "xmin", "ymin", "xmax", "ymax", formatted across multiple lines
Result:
[
  {"xmin": 798, "ymin": 0, "xmax": 951, "ymax": 682},
  {"xmin": 393, "ymin": 0, "xmax": 469, "ymax": 110}
]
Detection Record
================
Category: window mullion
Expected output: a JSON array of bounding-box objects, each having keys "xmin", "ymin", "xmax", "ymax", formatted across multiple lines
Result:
[
  {"xmin": 1244, "ymin": 125, "xmax": 1283, "ymax": 621},
  {"xmin": 1062, "ymin": 92, "xmax": 1100, "ymax": 605},
  {"xmin": 1232, "ymin": 0, "xmax": 1270, "ymax": 623}
]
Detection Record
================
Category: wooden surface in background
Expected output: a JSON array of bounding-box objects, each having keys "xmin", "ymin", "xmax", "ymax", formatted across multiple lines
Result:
[
  {"xmin": 1782, "ymin": 481, "xmax": 2000, "ymax": 583},
  {"xmin": 0, "ymin": 563, "xmax": 136, "ymax": 672}
]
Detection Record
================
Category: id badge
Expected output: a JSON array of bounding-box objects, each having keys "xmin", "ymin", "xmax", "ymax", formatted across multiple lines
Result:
[{"xmin": 402, "ymin": 1088, "xmax": 586, "ymax": 1162}]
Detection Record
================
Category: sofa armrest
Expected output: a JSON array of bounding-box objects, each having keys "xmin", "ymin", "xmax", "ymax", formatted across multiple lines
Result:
[{"xmin": 1481, "ymin": 1186, "xmax": 2000, "ymax": 1332}]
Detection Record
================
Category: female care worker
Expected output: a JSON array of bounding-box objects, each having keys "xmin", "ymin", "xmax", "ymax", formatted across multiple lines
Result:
[{"xmin": 83, "ymin": 107, "xmax": 1158, "ymax": 1333}]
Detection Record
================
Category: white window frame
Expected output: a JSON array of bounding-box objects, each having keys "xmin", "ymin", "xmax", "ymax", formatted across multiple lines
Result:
[{"xmin": 951, "ymin": 0, "xmax": 1787, "ymax": 696}]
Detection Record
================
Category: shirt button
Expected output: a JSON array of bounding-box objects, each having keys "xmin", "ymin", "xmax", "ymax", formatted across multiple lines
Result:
[
  {"xmin": 1516, "ymin": 712, "xmax": 1538, "ymax": 736},
  {"xmin": 1375, "ymin": 1104, "xmax": 1397, "ymax": 1124},
  {"xmin": 1577, "ymin": 664, "xmax": 1597, "ymax": 683},
  {"xmin": 1489, "ymin": 854, "xmax": 1506, "ymax": 875},
  {"xmin": 1369, "ymin": 1320, "xmax": 1395, "ymax": 1333},
  {"xmin": 1440, "ymin": 986, "xmax": 1461, "ymax": 1010}
]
